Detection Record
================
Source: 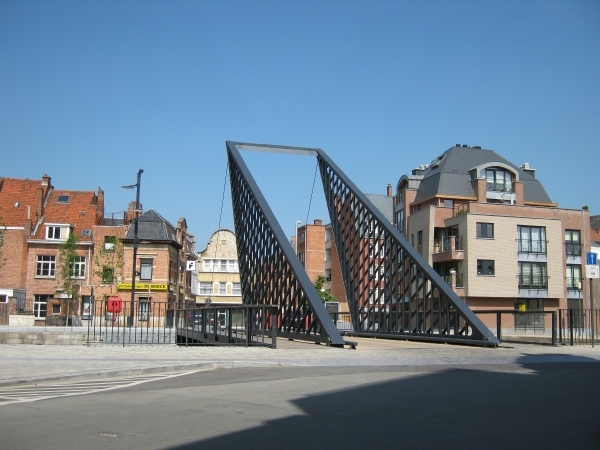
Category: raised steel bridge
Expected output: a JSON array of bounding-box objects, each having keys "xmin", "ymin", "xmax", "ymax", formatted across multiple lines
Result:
[{"xmin": 227, "ymin": 141, "xmax": 498, "ymax": 348}]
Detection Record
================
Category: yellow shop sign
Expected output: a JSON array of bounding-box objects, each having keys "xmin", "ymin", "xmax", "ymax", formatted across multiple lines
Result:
[{"xmin": 117, "ymin": 283, "xmax": 168, "ymax": 291}]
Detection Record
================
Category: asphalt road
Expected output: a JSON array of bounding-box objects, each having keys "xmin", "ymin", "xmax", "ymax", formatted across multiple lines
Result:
[{"xmin": 0, "ymin": 362, "xmax": 599, "ymax": 450}]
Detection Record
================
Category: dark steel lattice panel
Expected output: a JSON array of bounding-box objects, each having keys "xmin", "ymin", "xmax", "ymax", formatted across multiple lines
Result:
[
  {"xmin": 227, "ymin": 142, "xmax": 345, "ymax": 347},
  {"xmin": 318, "ymin": 152, "xmax": 498, "ymax": 346}
]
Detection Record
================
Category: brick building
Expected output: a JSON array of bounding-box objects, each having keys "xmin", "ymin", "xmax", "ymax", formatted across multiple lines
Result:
[
  {"xmin": 0, "ymin": 175, "xmax": 104, "ymax": 325},
  {"xmin": 394, "ymin": 144, "xmax": 593, "ymax": 314},
  {"xmin": 196, "ymin": 229, "xmax": 241, "ymax": 304},
  {"xmin": 295, "ymin": 187, "xmax": 395, "ymax": 313},
  {"xmin": 0, "ymin": 174, "xmax": 196, "ymax": 326}
]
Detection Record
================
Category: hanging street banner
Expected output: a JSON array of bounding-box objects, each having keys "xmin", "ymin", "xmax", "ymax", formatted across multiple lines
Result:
[{"xmin": 117, "ymin": 283, "xmax": 168, "ymax": 291}]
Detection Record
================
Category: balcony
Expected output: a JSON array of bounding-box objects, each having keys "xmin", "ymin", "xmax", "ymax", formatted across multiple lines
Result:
[
  {"xmin": 517, "ymin": 239, "xmax": 547, "ymax": 254},
  {"xmin": 433, "ymin": 236, "xmax": 464, "ymax": 263},
  {"xmin": 442, "ymin": 271, "xmax": 465, "ymax": 296},
  {"xmin": 517, "ymin": 274, "xmax": 549, "ymax": 290}
]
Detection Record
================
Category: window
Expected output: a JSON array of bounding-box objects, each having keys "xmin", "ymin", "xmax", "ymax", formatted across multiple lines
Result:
[
  {"xmin": 300, "ymin": 232, "xmax": 305, "ymax": 243},
  {"xmin": 485, "ymin": 168, "xmax": 513, "ymax": 192},
  {"xmin": 565, "ymin": 230, "xmax": 581, "ymax": 256},
  {"xmin": 56, "ymin": 195, "xmax": 70, "ymax": 203},
  {"xmin": 52, "ymin": 304, "xmax": 61, "ymax": 314},
  {"xmin": 140, "ymin": 258, "xmax": 153, "ymax": 280},
  {"xmin": 477, "ymin": 260, "xmax": 495, "ymax": 276},
  {"xmin": 325, "ymin": 229, "xmax": 332, "ymax": 242},
  {"xmin": 298, "ymin": 252, "xmax": 305, "ymax": 263},
  {"xmin": 443, "ymin": 199, "xmax": 454, "ymax": 208},
  {"xmin": 34, "ymin": 294, "xmax": 50, "ymax": 318},
  {"xmin": 518, "ymin": 262, "xmax": 548, "ymax": 289},
  {"xmin": 219, "ymin": 282, "xmax": 227, "ymax": 295},
  {"xmin": 104, "ymin": 236, "xmax": 116, "ymax": 252},
  {"xmin": 46, "ymin": 226, "xmax": 62, "ymax": 240},
  {"xmin": 566, "ymin": 265, "xmax": 582, "ymax": 290},
  {"xmin": 232, "ymin": 283, "xmax": 241, "ymax": 295},
  {"xmin": 517, "ymin": 226, "xmax": 547, "ymax": 253},
  {"xmin": 199, "ymin": 282, "xmax": 213, "ymax": 295},
  {"xmin": 417, "ymin": 231, "xmax": 423, "ymax": 246},
  {"xmin": 476, "ymin": 222, "xmax": 494, "ymax": 239},
  {"xmin": 69, "ymin": 256, "xmax": 86, "ymax": 278},
  {"xmin": 36, "ymin": 255, "xmax": 56, "ymax": 277},
  {"xmin": 325, "ymin": 249, "xmax": 331, "ymax": 262},
  {"xmin": 396, "ymin": 210, "xmax": 404, "ymax": 233},
  {"xmin": 227, "ymin": 260, "xmax": 238, "ymax": 272},
  {"xmin": 0, "ymin": 295, "xmax": 6, "ymax": 303},
  {"xmin": 138, "ymin": 297, "xmax": 150, "ymax": 321},
  {"xmin": 101, "ymin": 267, "xmax": 114, "ymax": 284}
]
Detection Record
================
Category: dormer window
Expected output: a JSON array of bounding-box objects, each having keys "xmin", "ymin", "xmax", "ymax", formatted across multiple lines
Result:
[
  {"xmin": 485, "ymin": 168, "xmax": 514, "ymax": 193},
  {"xmin": 46, "ymin": 224, "xmax": 69, "ymax": 240}
]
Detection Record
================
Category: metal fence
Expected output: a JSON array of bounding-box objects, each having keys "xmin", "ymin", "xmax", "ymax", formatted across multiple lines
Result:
[
  {"xmin": 176, "ymin": 304, "xmax": 278, "ymax": 347},
  {"xmin": 85, "ymin": 299, "xmax": 175, "ymax": 346},
  {"xmin": 557, "ymin": 309, "xmax": 599, "ymax": 346},
  {"xmin": 473, "ymin": 310, "xmax": 557, "ymax": 345}
]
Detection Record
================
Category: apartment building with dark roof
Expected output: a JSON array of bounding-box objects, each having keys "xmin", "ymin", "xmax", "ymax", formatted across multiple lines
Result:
[{"xmin": 394, "ymin": 144, "xmax": 592, "ymax": 320}]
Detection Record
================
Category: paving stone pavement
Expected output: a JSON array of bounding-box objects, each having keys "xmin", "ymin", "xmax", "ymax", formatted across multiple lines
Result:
[{"xmin": 1, "ymin": 336, "xmax": 599, "ymax": 387}]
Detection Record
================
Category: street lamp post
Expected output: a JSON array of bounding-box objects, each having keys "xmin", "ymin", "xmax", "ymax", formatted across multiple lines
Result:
[{"xmin": 122, "ymin": 169, "xmax": 143, "ymax": 327}]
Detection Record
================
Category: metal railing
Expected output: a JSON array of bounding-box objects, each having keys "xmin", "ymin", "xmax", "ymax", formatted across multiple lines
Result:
[
  {"xmin": 517, "ymin": 239, "xmax": 547, "ymax": 254},
  {"xmin": 558, "ymin": 309, "xmax": 599, "ymax": 346},
  {"xmin": 473, "ymin": 310, "xmax": 557, "ymax": 345},
  {"xmin": 85, "ymin": 299, "xmax": 175, "ymax": 346},
  {"xmin": 435, "ymin": 237, "xmax": 463, "ymax": 253},
  {"xmin": 176, "ymin": 304, "xmax": 278, "ymax": 347},
  {"xmin": 566, "ymin": 277, "xmax": 583, "ymax": 290},
  {"xmin": 565, "ymin": 242, "xmax": 581, "ymax": 256},
  {"xmin": 517, "ymin": 274, "xmax": 549, "ymax": 289}
]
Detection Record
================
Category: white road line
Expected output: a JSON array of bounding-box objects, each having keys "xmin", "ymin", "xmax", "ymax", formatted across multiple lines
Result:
[{"xmin": 0, "ymin": 370, "xmax": 208, "ymax": 406}]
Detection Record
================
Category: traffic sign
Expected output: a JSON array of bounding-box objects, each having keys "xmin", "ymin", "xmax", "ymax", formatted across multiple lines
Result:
[
  {"xmin": 587, "ymin": 252, "xmax": 598, "ymax": 265},
  {"xmin": 586, "ymin": 265, "xmax": 599, "ymax": 279}
]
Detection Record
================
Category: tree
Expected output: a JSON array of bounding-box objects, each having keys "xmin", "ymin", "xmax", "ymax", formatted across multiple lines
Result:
[
  {"xmin": 314, "ymin": 275, "xmax": 335, "ymax": 304},
  {"xmin": 93, "ymin": 235, "xmax": 124, "ymax": 299},
  {"xmin": 57, "ymin": 233, "xmax": 81, "ymax": 325}
]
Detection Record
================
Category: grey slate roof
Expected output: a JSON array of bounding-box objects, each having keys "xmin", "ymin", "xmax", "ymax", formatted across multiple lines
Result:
[
  {"xmin": 412, "ymin": 146, "xmax": 553, "ymax": 204},
  {"xmin": 124, "ymin": 209, "xmax": 181, "ymax": 247},
  {"xmin": 365, "ymin": 194, "xmax": 394, "ymax": 223}
]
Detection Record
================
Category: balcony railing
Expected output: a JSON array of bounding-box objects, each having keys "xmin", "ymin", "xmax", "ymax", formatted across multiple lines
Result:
[
  {"xmin": 443, "ymin": 272, "xmax": 464, "ymax": 288},
  {"xmin": 517, "ymin": 239, "xmax": 547, "ymax": 254},
  {"xmin": 434, "ymin": 236, "xmax": 463, "ymax": 253},
  {"xmin": 566, "ymin": 277, "xmax": 583, "ymax": 290},
  {"xmin": 565, "ymin": 242, "xmax": 581, "ymax": 256},
  {"xmin": 517, "ymin": 274, "xmax": 549, "ymax": 289},
  {"xmin": 486, "ymin": 181, "xmax": 513, "ymax": 193}
]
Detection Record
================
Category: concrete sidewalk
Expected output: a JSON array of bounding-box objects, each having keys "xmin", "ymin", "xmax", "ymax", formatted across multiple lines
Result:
[{"xmin": 1, "ymin": 337, "xmax": 599, "ymax": 387}]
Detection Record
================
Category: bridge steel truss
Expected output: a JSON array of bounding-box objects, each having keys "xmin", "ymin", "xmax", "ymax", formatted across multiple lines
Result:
[{"xmin": 227, "ymin": 141, "xmax": 499, "ymax": 347}]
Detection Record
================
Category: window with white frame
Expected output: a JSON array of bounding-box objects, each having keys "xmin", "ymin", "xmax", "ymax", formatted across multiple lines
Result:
[
  {"xmin": 199, "ymin": 282, "xmax": 213, "ymax": 295},
  {"xmin": 232, "ymin": 283, "xmax": 241, "ymax": 295},
  {"xmin": 140, "ymin": 258, "xmax": 153, "ymax": 280},
  {"xmin": 219, "ymin": 282, "xmax": 227, "ymax": 295},
  {"xmin": 69, "ymin": 256, "xmax": 86, "ymax": 278},
  {"xmin": 36, "ymin": 255, "xmax": 56, "ymax": 277},
  {"xmin": 34, "ymin": 294, "xmax": 50, "ymax": 318},
  {"xmin": 325, "ymin": 249, "xmax": 331, "ymax": 262},
  {"xmin": 227, "ymin": 260, "xmax": 238, "ymax": 272},
  {"xmin": 46, "ymin": 226, "xmax": 64, "ymax": 240}
]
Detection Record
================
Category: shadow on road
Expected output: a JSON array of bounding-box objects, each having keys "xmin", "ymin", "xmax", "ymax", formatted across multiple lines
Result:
[{"xmin": 167, "ymin": 354, "xmax": 600, "ymax": 450}]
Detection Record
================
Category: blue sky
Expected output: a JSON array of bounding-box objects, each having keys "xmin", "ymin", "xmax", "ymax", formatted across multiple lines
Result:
[{"xmin": 1, "ymin": 0, "xmax": 598, "ymax": 249}]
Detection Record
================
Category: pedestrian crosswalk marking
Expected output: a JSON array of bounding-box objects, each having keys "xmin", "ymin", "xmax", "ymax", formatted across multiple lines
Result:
[{"xmin": 0, "ymin": 370, "xmax": 204, "ymax": 406}]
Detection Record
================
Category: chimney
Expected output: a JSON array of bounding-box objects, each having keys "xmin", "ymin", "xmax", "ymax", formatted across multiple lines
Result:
[
  {"xmin": 314, "ymin": 219, "xmax": 323, "ymax": 226},
  {"xmin": 41, "ymin": 174, "xmax": 50, "ymax": 187},
  {"xmin": 387, "ymin": 184, "xmax": 392, "ymax": 196},
  {"xmin": 35, "ymin": 186, "xmax": 43, "ymax": 217}
]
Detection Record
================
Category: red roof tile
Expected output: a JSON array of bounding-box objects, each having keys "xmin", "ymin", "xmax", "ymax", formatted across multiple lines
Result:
[{"xmin": 0, "ymin": 177, "xmax": 44, "ymax": 226}]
